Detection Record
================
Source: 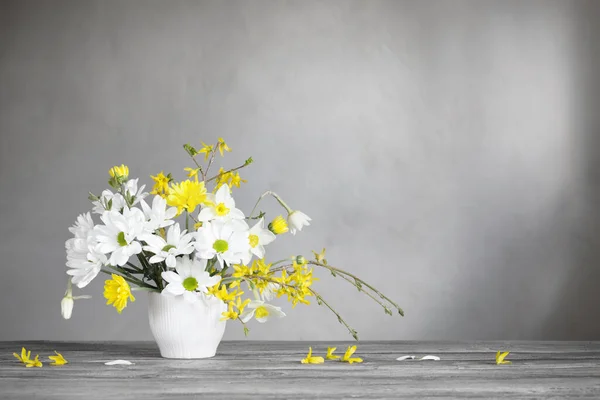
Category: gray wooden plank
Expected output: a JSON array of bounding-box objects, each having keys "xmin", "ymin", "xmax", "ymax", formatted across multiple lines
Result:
[{"xmin": 1, "ymin": 341, "xmax": 599, "ymax": 399}]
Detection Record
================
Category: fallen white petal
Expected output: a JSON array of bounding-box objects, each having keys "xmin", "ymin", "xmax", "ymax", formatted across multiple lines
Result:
[
  {"xmin": 396, "ymin": 355, "xmax": 416, "ymax": 361},
  {"xmin": 104, "ymin": 359, "xmax": 134, "ymax": 365},
  {"xmin": 420, "ymin": 355, "xmax": 440, "ymax": 361}
]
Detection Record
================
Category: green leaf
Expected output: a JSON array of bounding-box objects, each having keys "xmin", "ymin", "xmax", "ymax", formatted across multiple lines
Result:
[
  {"xmin": 384, "ymin": 307, "xmax": 392, "ymax": 316},
  {"xmin": 245, "ymin": 157, "xmax": 254, "ymax": 165},
  {"xmin": 243, "ymin": 326, "xmax": 250, "ymax": 336}
]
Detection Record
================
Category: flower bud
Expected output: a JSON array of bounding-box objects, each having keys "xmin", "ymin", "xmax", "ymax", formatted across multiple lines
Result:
[
  {"xmin": 295, "ymin": 255, "xmax": 307, "ymax": 266},
  {"xmin": 61, "ymin": 296, "xmax": 73, "ymax": 320}
]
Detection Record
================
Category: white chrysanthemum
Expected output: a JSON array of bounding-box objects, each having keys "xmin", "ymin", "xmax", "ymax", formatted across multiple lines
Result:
[
  {"xmin": 68, "ymin": 212, "xmax": 95, "ymax": 238},
  {"xmin": 140, "ymin": 195, "xmax": 177, "ymax": 233},
  {"xmin": 241, "ymin": 218, "xmax": 276, "ymax": 265},
  {"xmin": 198, "ymin": 184, "xmax": 245, "ymax": 223},
  {"xmin": 161, "ymin": 257, "xmax": 222, "ymax": 303},
  {"xmin": 65, "ymin": 213, "xmax": 107, "ymax": 288},
  {"xmin": 142, "ymin": 224, "xmax": 194, "ymax": 268},
  {"xmin": 92, "ymin": 190, "xmax": 126, "ymax": 214},
  {"xmin": 240, "ymin": 300, "xmax": 286, "ymax": 323},
  {"xmin": 124, "ymin": 178, "xmax": 148, "ymax": 206},
  {"xmin": 194, "ymin": 220, "xmax": 249, "ymax": 269},
  {"xmin": 287, "ymin": 210, "xmax": 311, "ymax": 235},
  {"xmin": 93, "ymin": 207, "xmax": 145, "ymax": 266}
]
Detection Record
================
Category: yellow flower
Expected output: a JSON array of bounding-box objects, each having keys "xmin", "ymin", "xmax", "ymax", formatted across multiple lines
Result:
[
  {"xmin": 13, "ymin": 347, "xmax": 31, "ymax": 364},
  {"xmin": 496, "ymin": 351, "xmax": 511, "ymax": 365},
  {"xmin": 14, "ymin": 348, "xmax": 43, "ymax": 368},
  {"xmin": 300, "ymin": 347, "xmax": 324, "ymax": 364},
  {"xmin": 326, "ymin": 347, "xmax": 340, "ymax": 360},
  {"xmin": 221, "ymin": 303, "xmax": 239, "ymax": 321},
  {"xmin": 150, "ymin": 171, "xmax": 171, "ymax": 197},
  {"xmin": 48, "ymin": 351, "xmax": 68, "ymax": 366},
  {"xmin": 109, "ymin": 164, "xmax": 129, "ymax": 179},
  {"xmin": 341, "ymin": 345, "xmax": 363, "ymax": 364},
  {"xmin": 232, "ymin": 264, "xmax": 253, "ymax": 279},
  {"xmin": 216, "ymin": 137, "xmax": 231, "ymax": 156},
  {"xmin": 198, "ymin": 142, "xmax": 213, "ymax": 161},
  {"xmin": 27, "ymin": 355, "xmax": 43, "ymax": 368},
  {"xmin": 184, "ymin": 167, "xmax": 200, "ymax": 181},
  {"xmin": 229, "ymin": 172, "xmax": 247, "ymax": 188},
  {"xmin": 214, "ymin": 167, "xmax": 233, "ymax": 191},
  {"xmin": 103, "ymin": 274, "xmax": 135, "ymax": 314},
  {"xmin": 268, "ymin": 215, "xmax": 289, "ymax": 235},
  {"xmin": 166, "ymin": 180, "xmax": 207, "ymax": 215},
  {"xmin": 312, "ymin": 248, "xmax": 327, "ymax": 264}
]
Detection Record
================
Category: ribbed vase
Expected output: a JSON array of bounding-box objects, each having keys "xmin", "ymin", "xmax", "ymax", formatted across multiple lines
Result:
[{"xmin": 147, "ymin": 292, "xmax": 227, "ymax": 359}]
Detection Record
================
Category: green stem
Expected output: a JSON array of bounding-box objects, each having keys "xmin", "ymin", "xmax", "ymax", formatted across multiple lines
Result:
[
  {"xmin": 309, "ymin": 262, "xmax": 404, "ymax": 316},
  {"xmin": 308, "ymin": 288, "xmax": 358, "ymax": 341},
  {"xmin": 100, "ymin": 269, "xmax": 156, "ymax": 289},
  {"xmin": 249, "ymin": 191, "xmax": 292, "ymax": 218}
]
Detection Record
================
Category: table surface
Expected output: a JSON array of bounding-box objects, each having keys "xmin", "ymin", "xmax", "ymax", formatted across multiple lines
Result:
[{"xmin": 1, "ymin": 341, "xmax": 599, "ymax": 399}]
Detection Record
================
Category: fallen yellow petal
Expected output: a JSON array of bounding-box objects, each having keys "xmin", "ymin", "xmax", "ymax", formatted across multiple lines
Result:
[
  {"xmin": 496, "ymin": 351, "xmax": 512, "ymax": 365},
  {"xmin": 49, "ymin": 351, "xmax": 68, "ymax": 366}
]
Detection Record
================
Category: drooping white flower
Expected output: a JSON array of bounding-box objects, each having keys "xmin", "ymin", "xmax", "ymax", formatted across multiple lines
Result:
[
  {"xmin": 198, "ymin": 184, "xmax": 245, "ymax": 223},
  {"xmin": 65, "ymin": 213, "xmax": 106, "ymax": 288},
  {"xmin": 287, "ymin": 210, "xmax": 311, "ymax": 235},
  {"xmin": 124, "ymin": 178, "xmax": 148, "ymax": 206},
  {"xmin": 140, "ymin": 195, "xmax": 177, "ymax": 233},
  {"xmin": 194, "ymin": 220, "xmax": 249, "ymax": 269},
  {"xmin": 241, "ymin": 218, "xmax": 276, "ymax": 265},
  {"xmin": 240, "ymin": 299, "xmax": 286, "ymax": 323},
  {"xmin": 60, "ymin": 278, "xmax": 91, "ymax": 319},
  {"xmin": 142, "ymin": 224, "xmax": 194, "ymax": 268},
  {"xmin": 161, "ymin": 257, "xmax": 222, "ymax": 303},
  {"xmin": 93, "ymin": 207, "xmax": 145, "ymax": 266},
  {"xmin": 92, "ymin": 190, "xmax": 126, "ymax": 214}
]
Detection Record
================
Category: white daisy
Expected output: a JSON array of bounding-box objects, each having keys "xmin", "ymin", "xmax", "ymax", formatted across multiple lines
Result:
[
  {"xmin": 140, "ymin": 195, "xmax": 177, "ymax": 233},
  {"xmin": 92, "ymin": 190, "xmax": 126, "ymax": 214},
  {"xmin": 93, "ymin": 207, "xmax": 145, "ymax": 266},
  {"xmin": 142, "ymin": 224, "xmax": 194, "ymax": 268},
  {"xmin": 241, "ymin": 218, "xmax": 276, "ymax": 265},
  {"xmin": 194, "ymin": 220, "xmax": 249, "ymax": 269},
  {"xmin": 240, "ymin": 299, "xmax": 286, "ymax": 323},
  {"xmin": 198, "ymin": 184, "xmax": 245, "ymax": 223},
  {"xmin": 161, "ymin": 257, "xmax": 222, "ymax": 303},
  {"xmin": 287, "ymin": 210, "xmax": 311, "ymax": 235}
]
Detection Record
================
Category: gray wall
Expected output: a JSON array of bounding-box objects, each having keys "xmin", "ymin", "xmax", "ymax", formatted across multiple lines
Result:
[{"xmin": 1, "ymin": 0, "xmax": 599, "ymax": 342}]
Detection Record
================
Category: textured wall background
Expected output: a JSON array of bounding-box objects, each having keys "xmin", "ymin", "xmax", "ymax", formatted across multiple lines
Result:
[{"xmin": 1, "ymin": 0, "xmax": 599, "ymax": 341}]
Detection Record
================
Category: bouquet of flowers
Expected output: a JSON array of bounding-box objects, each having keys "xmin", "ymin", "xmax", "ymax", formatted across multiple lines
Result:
[{"xmin": 63, "ymin": 138, "xmax": 403, "ymax": 339}]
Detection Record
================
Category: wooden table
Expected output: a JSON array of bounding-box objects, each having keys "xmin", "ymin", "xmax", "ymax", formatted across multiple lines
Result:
[{"xmin": 1, "ymin": 341, "xmax": 599, "ymax": 399}]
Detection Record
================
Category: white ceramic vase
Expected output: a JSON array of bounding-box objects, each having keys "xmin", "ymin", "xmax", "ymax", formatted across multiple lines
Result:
[{"xmin": 148, "ymin": 292, "xmax": 227, "ymax": 359}]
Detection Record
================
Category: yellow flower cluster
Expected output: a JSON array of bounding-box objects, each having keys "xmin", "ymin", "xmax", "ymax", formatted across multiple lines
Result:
[
  {"xmin": 274, "ymin": 260, "xmax": 316, "ymax": 307},
  {"xmin": 207, "ymin": 283, "xmax": 249, "ymax": 321},
  {"xmin": 150, "ymin": 171, "xmax": 171, "ymax": 197},
  {"xmin": 214, "ymin": 167, "xmax": 247, "ymax": 191},
  {"xmin": 231, "ymin": 259, "xmax": 273, "ymax": 293}
]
